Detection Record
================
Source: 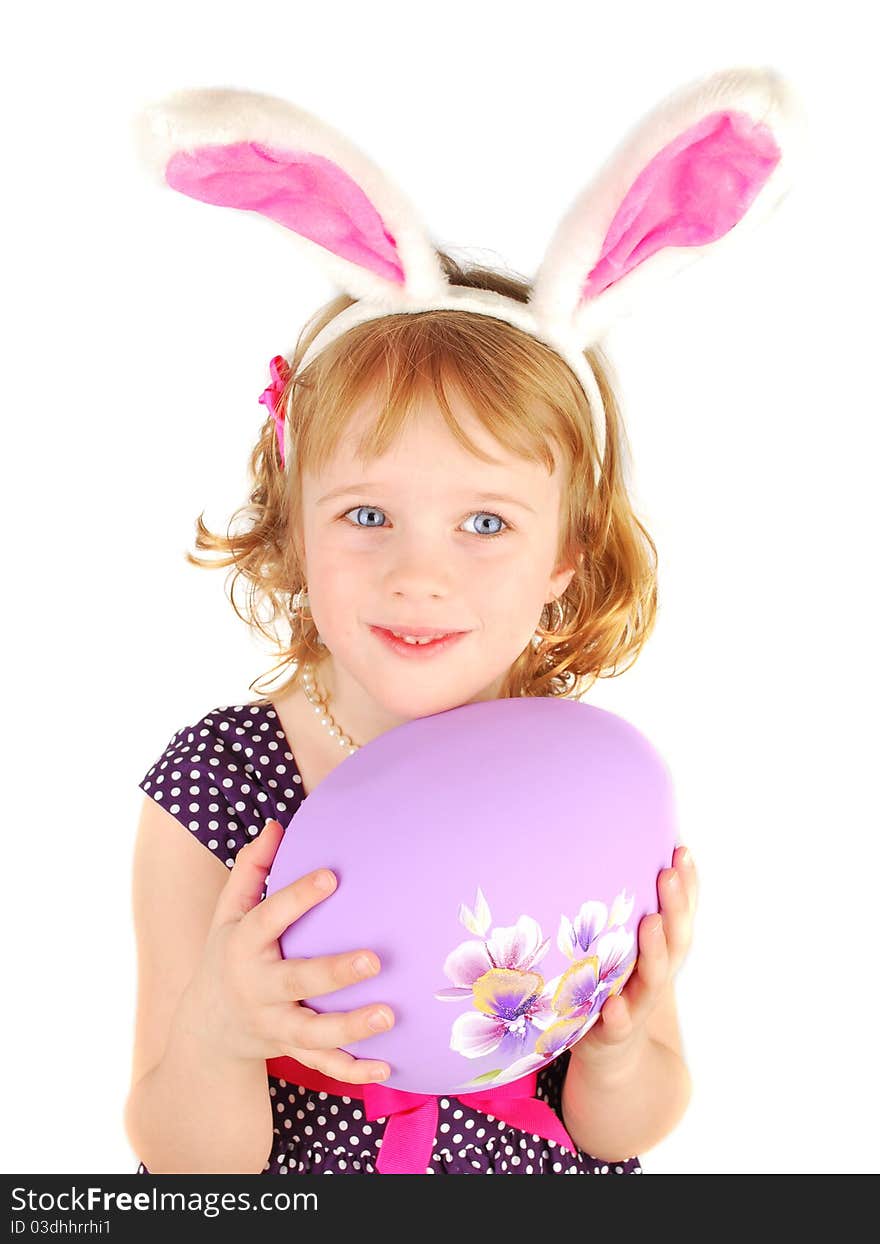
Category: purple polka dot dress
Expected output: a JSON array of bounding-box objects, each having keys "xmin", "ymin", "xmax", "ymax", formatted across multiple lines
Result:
[{"xmin": 136, "ymin": 701, "xmax": 643, "ymax": 1176}]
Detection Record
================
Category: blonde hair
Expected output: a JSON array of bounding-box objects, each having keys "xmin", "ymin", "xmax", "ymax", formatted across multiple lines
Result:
[{"xmin": 187, "ymin": 251, "xmax": 658, "ymax": 702}]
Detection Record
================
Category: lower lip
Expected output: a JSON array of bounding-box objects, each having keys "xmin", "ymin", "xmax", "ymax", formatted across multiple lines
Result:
[{"xmin": 369, "ymin": 626, "xmax": 469, "ymax": 658}]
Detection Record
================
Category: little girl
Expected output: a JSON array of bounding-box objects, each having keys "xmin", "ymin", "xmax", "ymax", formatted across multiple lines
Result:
[{"xmin": 125, "ymin": 69, "xmax": 799, "ymax": 1174}]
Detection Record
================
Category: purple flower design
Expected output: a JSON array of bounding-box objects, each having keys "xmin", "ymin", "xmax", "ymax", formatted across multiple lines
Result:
[
  {"xmin": 468, "ymin": 1013, "xmax": 598, "ymax": 1088},
  {"xmin": 435, "ymin": 888, "xmax": 550, "ymax": 1002},
  {"xmin": 436, "ymin": 886, "xmax": 639, "ymax": 1085},
  {"xmin": 549, "ymin": 927, "xmax": 635, "ymax": 1022},
  {"xmin": 550, "ymin": 954, "xmax": 605, "ymax": 1021},
  {"xmin": 557, "ymin": 889, "xmax": 635, "ymax": 961},
  {"xmin": 449, "ymin": 968, "xmax": 557, "ymax": 1060}
]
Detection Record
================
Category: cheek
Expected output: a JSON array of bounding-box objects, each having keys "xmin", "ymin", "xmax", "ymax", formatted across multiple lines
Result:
[
  {"xmin": 473, "ymin": 557, "xmax": 545, "ymax": 606},
  {"xmin": 304, "ymin": 539, "xmax": 371, "ymax": 626},
  {"xmin": 304, "ymin": 528, "xmax": 357, "ymax": 577}
]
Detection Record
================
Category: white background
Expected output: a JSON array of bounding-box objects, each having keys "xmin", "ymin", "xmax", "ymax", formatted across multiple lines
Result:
[{"xmin": 2, "ymin": 0, "xmax": 878, "ymax": 1176}]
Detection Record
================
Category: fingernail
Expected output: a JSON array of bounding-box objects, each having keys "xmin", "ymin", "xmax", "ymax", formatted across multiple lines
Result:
[
  {"xmin": 680, "ymin": 846, "xmax": 691, "ymax": 865},
  {"xmin": 368, "ymin": 1008, "xmax": 392, "ymax": 1032},
  {"xmin": 370, "ymin": 1067, "xmax": 390, "ymax": 1081},
  {"xmin": 314, "ymin": 870, "xmax": 336, "ymax": 893},
  {"xmin": 353, "ymin": 954, "xmax": 377, "ymax": 978}
]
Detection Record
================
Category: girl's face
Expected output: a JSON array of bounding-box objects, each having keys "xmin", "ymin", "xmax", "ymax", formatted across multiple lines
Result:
[{"xmin": 295, "ymin": 390, "xmax": 576, "ymax": 724}]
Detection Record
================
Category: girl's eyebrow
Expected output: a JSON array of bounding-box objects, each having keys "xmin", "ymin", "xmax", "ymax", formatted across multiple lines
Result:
[{"xmin": 317, "ymin": 483, "xmax": 536, "ymax": 514}]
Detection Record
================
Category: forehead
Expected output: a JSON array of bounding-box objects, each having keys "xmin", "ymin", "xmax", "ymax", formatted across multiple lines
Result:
[{"xmin": 304, "ymin": 387, "xmax": 562, "ymax": 488}]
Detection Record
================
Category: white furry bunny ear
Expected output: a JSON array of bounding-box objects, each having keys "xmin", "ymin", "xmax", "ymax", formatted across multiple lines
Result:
[
  {"xmin": 131, "ymin": 86, "xmax": 449, "ymax": 307},
  {"xmin": 529, "ymin": 66, "xmax": 808, "ymax": 346}
]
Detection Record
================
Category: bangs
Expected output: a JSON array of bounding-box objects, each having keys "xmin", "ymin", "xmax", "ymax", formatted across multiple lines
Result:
[{"xmin": 288, "ymin": 311, "xmax": 590, "ymax": 481}]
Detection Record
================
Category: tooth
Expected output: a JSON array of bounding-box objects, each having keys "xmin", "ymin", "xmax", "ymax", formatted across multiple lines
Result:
[{"xmin": 390, "ymin": 631, "xmax": 447, "ymax": 644}]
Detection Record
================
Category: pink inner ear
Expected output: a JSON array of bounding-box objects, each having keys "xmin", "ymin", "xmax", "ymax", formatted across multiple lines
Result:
[
  {"xmin": 166, "ymin": 141, "xmax": 405, "ymax": 285},
  {"xmin": 581, "ymin": 110, "xmax": 782, "ymax": 303}
]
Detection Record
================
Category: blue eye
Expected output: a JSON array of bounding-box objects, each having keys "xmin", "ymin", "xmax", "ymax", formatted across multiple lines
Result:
[
  {"xmin": 462, "ymin": 512, "xmax": 508, "ymax": 539},
  {"xmin": 340, "ymin": 504, "xmax": 510, "ymax": 540},
  {"xmin": 344, "ymin": 505, "xmax": 385, "ymax": 529}
]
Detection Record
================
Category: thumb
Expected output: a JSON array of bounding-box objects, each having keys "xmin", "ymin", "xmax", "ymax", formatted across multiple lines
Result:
[{"xmin": 212, "ymin": 818, "xmax": 286, "ymax": 927}]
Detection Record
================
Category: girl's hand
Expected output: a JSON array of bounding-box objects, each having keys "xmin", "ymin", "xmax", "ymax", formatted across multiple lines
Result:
[
  {"xmin": 178, "ymin": 819, "xmax": 394, "ymax": 1084},
  {"xmin": 569, "ymin": 845, "xmax": 697, "ymax": 1076}
]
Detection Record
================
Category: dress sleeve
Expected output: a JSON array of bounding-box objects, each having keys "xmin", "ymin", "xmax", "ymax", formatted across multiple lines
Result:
[{"xmin": 138, "ymin": 701, "xmax": 304, "ymax": 871}]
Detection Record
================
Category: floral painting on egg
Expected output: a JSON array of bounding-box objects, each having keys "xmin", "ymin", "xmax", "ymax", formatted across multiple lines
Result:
[{"xmin": 435, "ymin": 887, "xmax": 638, "ymax": 1090}]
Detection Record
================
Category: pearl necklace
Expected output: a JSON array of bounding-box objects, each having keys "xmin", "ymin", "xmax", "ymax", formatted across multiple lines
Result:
[{"xmin": 300, "ymin": 661, "xmax": 360, "ymax": 754}]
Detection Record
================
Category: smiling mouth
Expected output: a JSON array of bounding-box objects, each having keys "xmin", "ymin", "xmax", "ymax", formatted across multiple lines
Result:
[
  {"xmin": 369, "ymin": 625, "xmax": 471, "ymax": 653},
  {"xmin": 370, "ymin": 624, "xmax": 469, "ymax": 640}
]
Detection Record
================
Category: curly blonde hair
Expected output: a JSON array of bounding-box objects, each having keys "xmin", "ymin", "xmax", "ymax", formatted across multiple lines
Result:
[{"xmin": 187, "ymin": 250, "xmax": 658, "ymax": 703}]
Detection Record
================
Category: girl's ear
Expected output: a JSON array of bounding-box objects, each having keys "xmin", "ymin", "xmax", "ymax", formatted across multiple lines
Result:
[
  {"xmin": 132, "ymin": 87, "xmax": 449, "ymax": 306},
  {"xmin": 529, "ymin": 66, "xmax": 807, "ymax": 348}
]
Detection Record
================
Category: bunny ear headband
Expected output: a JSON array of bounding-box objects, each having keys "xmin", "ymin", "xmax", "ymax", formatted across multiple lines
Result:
[{"xmin": 132, "ymin": 66, "xmax": 805, "ymax": 476}]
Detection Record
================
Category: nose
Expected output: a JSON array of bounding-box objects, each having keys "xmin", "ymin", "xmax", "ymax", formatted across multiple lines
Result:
[{"xmin": 382, "ymin": 536, "xmax": 455, "ymax": 601}]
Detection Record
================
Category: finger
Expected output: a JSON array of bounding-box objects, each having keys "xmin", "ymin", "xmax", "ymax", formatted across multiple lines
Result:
[
  {"xmin": 612, "ymin": 914, "xmax": 669, "ymax": 1031},
  {"xmin": 675, "ymin": 846, "xmax": 698, "ymax": 919},
  {"xmin": 211, "ymin": 819, "xmax": 286, "ymax": 928},
  {"xmin": 658, "ymin": 867, "xmax": 693, "ymax": 969},
  {"xmin": 285, "ymin": 1043, "xmax": 391, "ymax": 1085},
  {"xmin": 267, "ymin": 949, "xmax": 381, "ymax": 1005},
  {"xmin": 282, "ymin": 1000, "xmax": 396, "ymax": 1055},
  {"xmin": 590, "ymin": 990, "xmax": 634, "ymax": 1046},
  {"xmin": 247, "ymin": 862, "xmax": 340, "ymax": 950}
]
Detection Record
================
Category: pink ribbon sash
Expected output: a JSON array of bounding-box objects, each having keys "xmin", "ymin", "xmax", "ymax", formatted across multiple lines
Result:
[{"xmin": 266, "ymin": 1055, "xmax": 577, "ymax": 1174}]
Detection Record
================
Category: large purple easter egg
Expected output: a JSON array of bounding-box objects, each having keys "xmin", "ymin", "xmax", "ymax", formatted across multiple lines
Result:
[{"xmin": 265, "ymin": 696, "xmax": 678, "ymax": 1095}]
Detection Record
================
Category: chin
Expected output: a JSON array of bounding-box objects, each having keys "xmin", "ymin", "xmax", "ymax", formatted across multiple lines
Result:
[
  {"xmin": 364, "ymin": 674, "xmax": 476, "ymax": 719},
  {"xmin": 379, "ymin": 686, "xmax": 465, "ymax": 719}
]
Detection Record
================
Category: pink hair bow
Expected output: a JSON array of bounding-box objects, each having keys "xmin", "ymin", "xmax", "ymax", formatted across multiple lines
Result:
[{"xmin": 258, "ymin": 354, "xmax": 291, "ymax": 466}]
